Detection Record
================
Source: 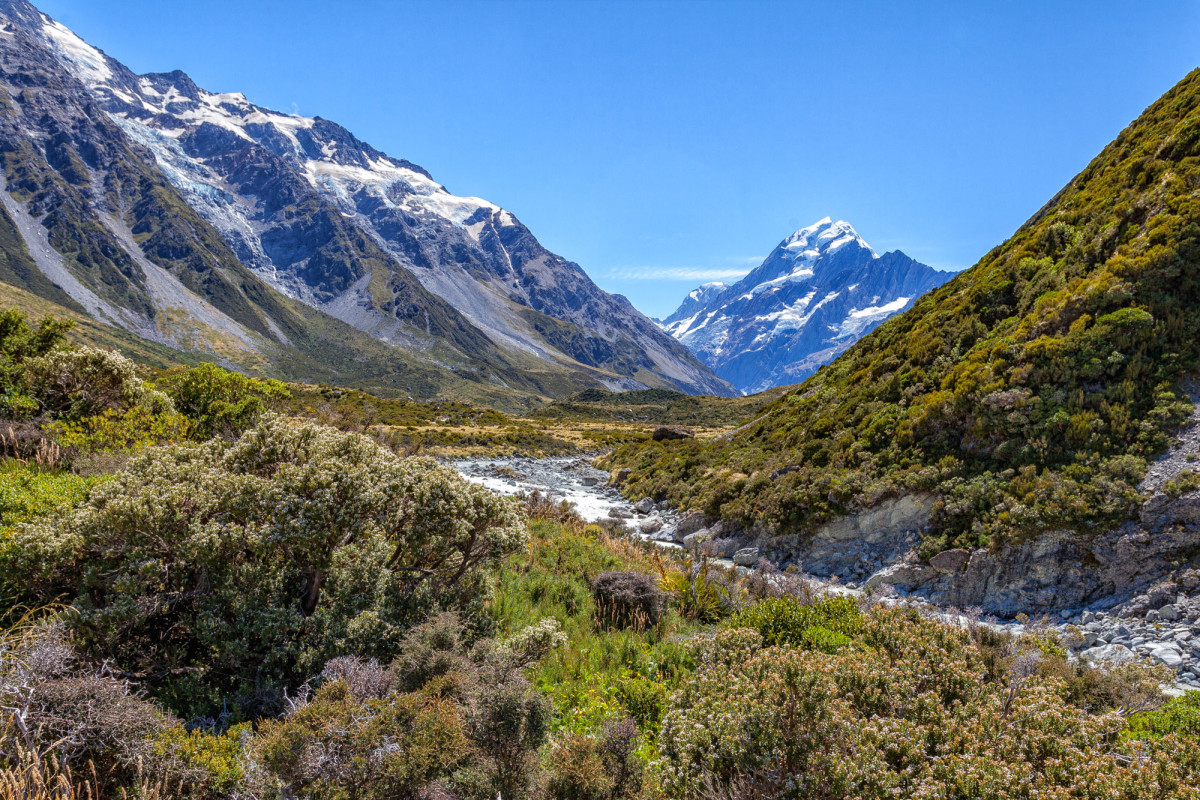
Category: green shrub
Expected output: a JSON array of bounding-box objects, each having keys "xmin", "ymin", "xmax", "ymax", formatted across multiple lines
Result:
[
  {"xmin": 724, "ymin": 595, "xmax": 864, "ymax": 649},
  {"xmin": 45, "ymin": 405, "xmax": 191, "ymax": 453},
  {"xmin": 1127, "ymin": 691, "xmax": 1200, "ymax": 742},
  {"xmin": 658, "ymin": 609, "xmax": 1200, "ymax": 799},
  {"xmin": 151, "ymin": 724, "xmax": 250, "ymax": 799},
  {"xmin": 3, "ymin": 416, "xmax": 526, "ymax": 717},
  {"xmin": 158, "ymin": 362, "xmax": 289, "ymax": 439},
  {"xmin": 0, "ymin": 463, "xmax": 101, "ymax": 531},
  {"xmin": 0, "ymin": 309, "xmax": 71, "ymax": 419}
]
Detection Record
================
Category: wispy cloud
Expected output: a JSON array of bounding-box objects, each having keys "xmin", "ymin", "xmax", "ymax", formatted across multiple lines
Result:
[{"xmin": 604, "ymin": 265, "xmax": 756, "ymax": 281}]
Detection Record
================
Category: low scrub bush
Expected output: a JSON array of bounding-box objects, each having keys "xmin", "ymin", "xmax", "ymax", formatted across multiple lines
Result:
[
  {"xmin": 658, "ymin": 608, "xmax": 1200, "ymax": 799},
  {"xmin": 591, "ymin": 571, "xmax": 664, "ymax": 630},
  {"xmin": 724, "ymin": 595, "xmax": 865, "ymax": 650},
  {"xmin": 157, "ymin": 362, "xmax": 289, "ymax": 439}
]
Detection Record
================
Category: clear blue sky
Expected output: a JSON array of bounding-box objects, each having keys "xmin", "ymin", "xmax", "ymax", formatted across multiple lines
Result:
[{"xmin": 35, "ymin": 0, "xmax": 1200, "ymax": 318}]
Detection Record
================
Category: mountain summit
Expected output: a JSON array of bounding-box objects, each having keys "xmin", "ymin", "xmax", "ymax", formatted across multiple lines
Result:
[
  {"xmin": 0, "ymin": 0, "xmax": 733, "ymax": 402},
  {"xmin": 662, "ymin": 217, "xmax": 948, "ymax": 393}
]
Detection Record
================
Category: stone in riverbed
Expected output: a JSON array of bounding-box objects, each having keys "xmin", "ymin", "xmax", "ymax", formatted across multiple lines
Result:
[
  {"xmin": 639, "ymin": 515, "xmax": 663, "ymax": 534},
  {"xmin": 1081, "ymin": 643, "xmax": 1136, "ymax": 666},
  {"xmin": 1149, "ymin": 642, "xmax": 1185, "ymax": 668},
  {"xmin": 635, "ymin": 497, "xmax": 656, "ymax": 514},
  {"xmin": 732, "ymin": 547, "xmax": 761, "ymax": 567},
  {"xmin": 609, "ymin": 468, "xmax": 632, "ymax": 486},
  {"xmin": 676, "ymin": 510, "xmax": 708, "ymax": 537}
]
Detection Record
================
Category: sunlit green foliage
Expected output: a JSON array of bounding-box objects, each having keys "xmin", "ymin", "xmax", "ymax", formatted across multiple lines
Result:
[
  {"xmin": 1127, "ymin": 691, "xmax": 1200, "ymax": 742},
  {"xmin": 724, "ymin": 595, "xmax": 864, "ymax": 652},
  {"xmin": 613, "ymin": 69, "xmax": 1200, "ymax": 554},
  {"xmin": 0, "ymin": 462, "xmax": 101, "ymax": 531},
  {"xmin": 490, "ymin": 520, "xmax": 697, "ymax": 739},
  {"xmin": 157, "ymin": 362, "xmax": 290, "ymax": 439},
  {"xmin": 0, "ymin": 308, "xmax": 71, "ymax": 418},
  {"xmin": 658, "ymin": 611, "xmax": 1200, "ymax": 798}
]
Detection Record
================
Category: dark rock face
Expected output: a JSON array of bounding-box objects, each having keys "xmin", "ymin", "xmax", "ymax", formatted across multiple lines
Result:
[
  {"xmin": 662, "ymin": 218, "xmax": 949, "ymax": 393},
  {"xmin": 0, "ymin": 0, "xmax": 733, "ymax": 397}
]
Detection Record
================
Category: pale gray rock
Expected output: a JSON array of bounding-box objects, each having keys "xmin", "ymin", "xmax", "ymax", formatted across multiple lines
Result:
[
  {"xmin": 638, "ymin": 515, "xmax": 663, "ymax": 534},
  {"xmin": 732, "ymin": 547, "xmax": 761, "ymax": 567}
]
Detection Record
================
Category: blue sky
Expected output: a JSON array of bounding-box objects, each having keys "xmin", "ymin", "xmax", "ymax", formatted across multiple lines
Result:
[{"xmin": 36, "ymin": 0, "xmax": 1200, "ymax": 318}]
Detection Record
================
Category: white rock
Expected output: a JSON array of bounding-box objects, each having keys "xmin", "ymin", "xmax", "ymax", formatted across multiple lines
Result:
[{"xmin": 1149, "ymin": 642, "xmax": 1185, "ymax": 668}]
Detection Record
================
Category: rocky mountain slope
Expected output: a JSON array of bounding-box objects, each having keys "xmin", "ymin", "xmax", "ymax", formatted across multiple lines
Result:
[
  {"xmin": 610, "ymin": 69, "xmax": 1200, "ymax": 613},
  {"xmin": 0, "ymin": 0, "xmax": 732, "ymax": 403},
  {"xmin": 661, "ymin": 218, "xmax": 948, "ymax": 393}
]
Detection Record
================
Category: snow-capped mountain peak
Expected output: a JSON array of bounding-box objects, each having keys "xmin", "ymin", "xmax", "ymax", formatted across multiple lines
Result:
[
  {"xmin": 662, "ymin": 219, "xmax": 950, "ymax": 393},
  {"xmin": 782, "ymin": 217, "xmax": 875, "ymax": 259}
]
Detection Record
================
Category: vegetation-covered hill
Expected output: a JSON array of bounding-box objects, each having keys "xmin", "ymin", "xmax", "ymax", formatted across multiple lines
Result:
[{"xmin": 611, "ymin": 69, "xmax": 1200, "ymax": 555}]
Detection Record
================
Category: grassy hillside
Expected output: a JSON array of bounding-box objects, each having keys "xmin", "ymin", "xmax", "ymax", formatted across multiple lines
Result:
[{"xmin": 610, "ymin": 69, "xmax": 1200, "ymax": 555}]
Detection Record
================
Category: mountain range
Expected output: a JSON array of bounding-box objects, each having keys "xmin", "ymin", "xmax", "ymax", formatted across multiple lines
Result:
[
  {"xmin": 0, "ymin": 0, "xmax": 733, "ymax": 408},
  {"xmin": 660, "ymin": 218, "xmax": 949, "ymax": 393}
]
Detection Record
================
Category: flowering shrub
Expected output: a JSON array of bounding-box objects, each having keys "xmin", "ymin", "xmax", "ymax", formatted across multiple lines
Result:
[
  {"xmin": 658, "ymin": 609, "xmax": 1200, "ymax": 799},
  {"xmin": 2, "ymin": 416, "xmax": 526, "ymax": 718},
  {"xmin": 256, "ymin": 680, "xmax": 473, "ymax": 800},
  {"xmin": 24, "ymin": 346, "xmax": 156, "ymax": 420}
]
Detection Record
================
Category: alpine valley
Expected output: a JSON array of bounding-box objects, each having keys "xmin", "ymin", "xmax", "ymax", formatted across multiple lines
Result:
[
  {"xmin": 0, "ymin": 2, "xmax": 1198, "ymax": 797},
  {"xmin": 0, "ymin": 0, "xmax": 733, "ymax": 409},
  {"xmin": 660, "ymin": 217, "xmax": 951, "ymax": 393}
]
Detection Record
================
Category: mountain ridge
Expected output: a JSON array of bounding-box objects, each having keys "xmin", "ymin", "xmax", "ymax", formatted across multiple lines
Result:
[{"xmin": 0, "ymin": 0, "xmax": 735, "ymax": 401}]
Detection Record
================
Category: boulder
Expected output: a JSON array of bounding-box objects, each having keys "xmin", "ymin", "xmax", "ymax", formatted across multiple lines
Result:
[
  {"xmin": 1148, "ymin": 642, "xmax": 1185, "ymax": 669},
  {"xmin": 608, "ymin": 508, "xmax": 632, "ymax": 520},
  {"xmin": 676, "ymin": 510, "xmax": 708, "ymax": 537},
  {"xmin": 683, "ymin": 530, "xmax": 713, "ymax": 551},
  {"xmin": 634, "ymin": 497, "xmax": 656, "ymax": 514},
  {"xmin": 707, "ymin": 538, "xmax": 741, "ymax": 559},
  {"xmin": 652, "ymin": 426, "xmax": 694, "ymax": 442},
  {"xmin": 929, "ymin": 548, "xmax": 971, "ymax": 573},
  {"xmin": 609, "ymin": 468, "xmax": 632, "ymax": 486},
  {"xmin": 1081, "ymin": 643, "xmax": 1136, "ymax": 666},
  {"xmin": 732, "ymin": 547, "xmax": 761, "ymax": 567},
  {"xmin": 639, "ymin": 515, "xmax": 663, "ymax": 534}
]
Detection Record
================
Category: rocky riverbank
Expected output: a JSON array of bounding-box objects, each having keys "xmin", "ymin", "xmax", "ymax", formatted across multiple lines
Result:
[{"xmin": 453, "ymin": 455, "xmax": 1200, "ymax": 692}]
